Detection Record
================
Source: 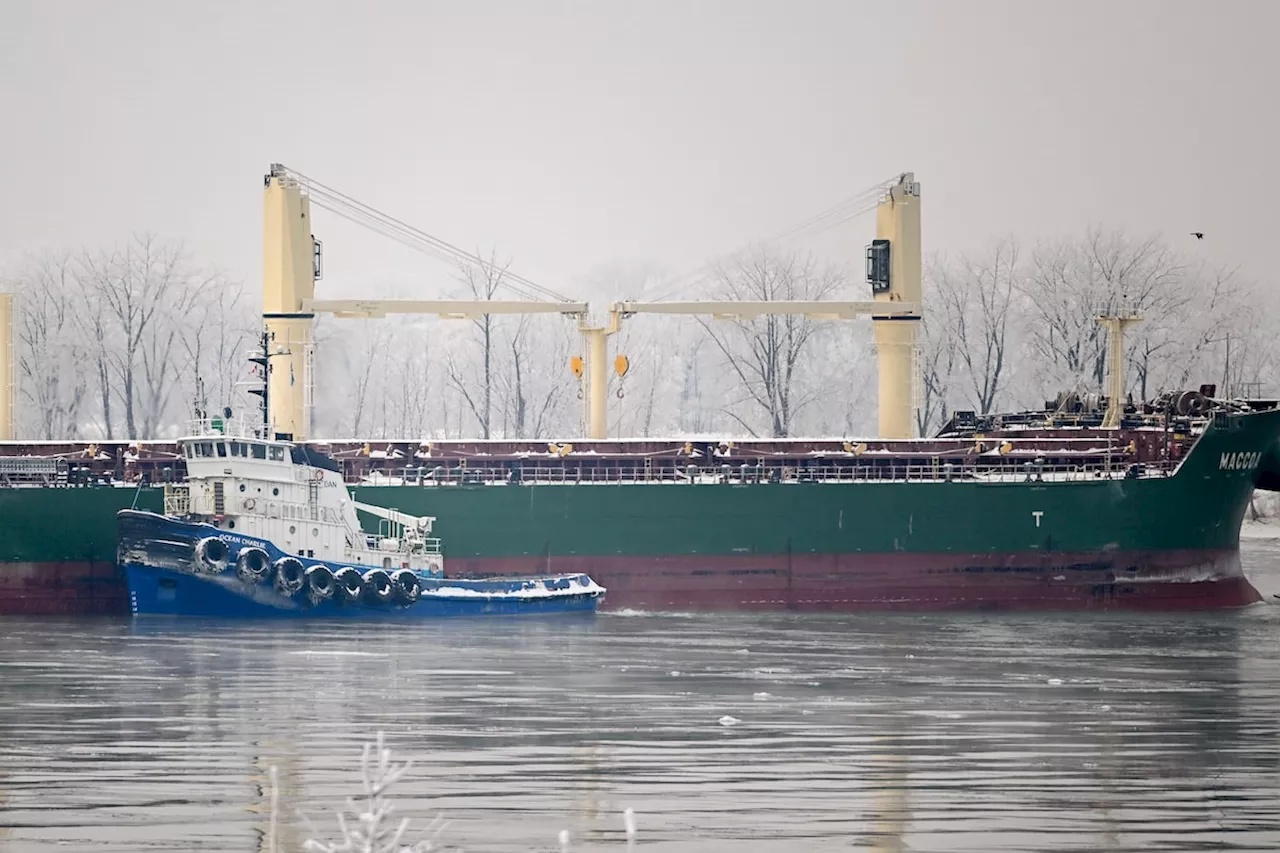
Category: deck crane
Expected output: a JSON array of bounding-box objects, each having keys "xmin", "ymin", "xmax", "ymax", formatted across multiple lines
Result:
[
  {"xmin": 260, "ymin": 164, "xmax": 589, "ymax": 441},
  {"xmin": 261, "ymin": 165, "xmax": 922, "ymax": 442},
  {"xmin": 577, "ymin": 174, "xmax": 924, "ymax": 440}
]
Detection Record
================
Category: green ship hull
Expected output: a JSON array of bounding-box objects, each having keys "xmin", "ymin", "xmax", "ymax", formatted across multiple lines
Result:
[{"xmin": 3, "ymin": 406, "xmax": 1280, "ymax": 614}]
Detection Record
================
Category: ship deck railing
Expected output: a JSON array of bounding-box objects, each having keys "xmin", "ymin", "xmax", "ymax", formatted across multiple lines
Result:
[
  {"xmin": 0, "ymin": 456, "xmax": 68, "ymax": 487},
  {"xmin": 0, "ymin": 457, "xmax": 1181, "ymax": 489},
  {"xmin": 354, "ymin": 458, "xmax": 1179, "ymax": 487}
]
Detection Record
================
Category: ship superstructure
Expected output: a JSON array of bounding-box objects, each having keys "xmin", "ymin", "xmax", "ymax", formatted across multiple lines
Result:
[{"xmin": 163, "ymin": 416, "xmax": 442, "ymax": 575}]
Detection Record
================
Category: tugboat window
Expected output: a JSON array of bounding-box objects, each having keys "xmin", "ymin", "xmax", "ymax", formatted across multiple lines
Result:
[
  {"xmin": 251, "ymin": 443, "xmax": 267, "ymax": 460},
  {"xmin": 238, "ymin": 484, "xmax": 246, "ymax": 492},
  {"xmin": 216, "ymin": 443, "xmax": 227, "ymax": 458},
  {"xmin": 268, "ymin": 446, "xmax": 285, "ymax": 462},
  {"xmin": 199, "ymin": 441, "xmax": 214, "ymax": 457},
  {"xmin": 272, "ymin": 487, "xmax": 279, "ymax": 496}
]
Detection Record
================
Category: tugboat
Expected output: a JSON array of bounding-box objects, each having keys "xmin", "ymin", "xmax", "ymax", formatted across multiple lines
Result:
[{"xmin": 117, "ymin": 413, "xmax": 605, "ymax": 619}]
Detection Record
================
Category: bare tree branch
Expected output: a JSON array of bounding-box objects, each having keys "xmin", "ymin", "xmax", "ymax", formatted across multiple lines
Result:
[{"xmin": 698, "ymin": 246, "xmax": 844, "ymax": 437}]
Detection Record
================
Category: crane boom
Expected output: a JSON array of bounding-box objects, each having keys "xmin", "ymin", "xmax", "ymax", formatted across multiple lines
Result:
[
  {"xmin": 304, "ymin": 298, "xmax": 588, "ymax": 319},
  {"xmin": 611, "ymin": 299, "xmax": 918, "ymax": 321},
  {"xmin": 352, "ymin": 499, "xmax": 436, "ymax": 534}
]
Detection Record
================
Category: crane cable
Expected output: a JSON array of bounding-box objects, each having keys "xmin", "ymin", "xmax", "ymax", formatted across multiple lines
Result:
[
  {"xmin": 642, "ymin": 174, "xmax": 902, "ymax": 304},
  {"xmin": 303, "ymin": 187, "xmax": 563, "ymax": 304},
  {"xmin": 282, "ymin": 167, "xmax": 576, "ymax": 304},
  {"xmin": 299, "ymin": 177, "xmax": 568, "ymax": 303},
  {"xmin": 300, "ymin": 180, "xmax": 566, "ymax": 303}
]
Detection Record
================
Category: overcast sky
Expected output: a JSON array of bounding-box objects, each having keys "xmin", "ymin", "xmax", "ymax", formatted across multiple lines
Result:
[{"xmin": 2, "ymin": 0, "xmax": 1276, "ymax": 301}]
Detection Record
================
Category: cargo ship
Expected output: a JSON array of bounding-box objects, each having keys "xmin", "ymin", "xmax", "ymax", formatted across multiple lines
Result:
[
  {"xmin": 2, "ymin": 167, "xmax": 1277, "ymax": 614},
  {"xmin": 3, "ymin": 389, "xmax": 1280, "ymax": 614}
]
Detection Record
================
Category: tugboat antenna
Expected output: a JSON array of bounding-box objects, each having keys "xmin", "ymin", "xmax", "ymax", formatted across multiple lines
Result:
[{"xmin": 246, "ymin": 328, "xmax": 272, "ymax": 438}]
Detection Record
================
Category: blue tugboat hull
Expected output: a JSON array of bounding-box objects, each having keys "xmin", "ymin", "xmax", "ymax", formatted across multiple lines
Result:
[
  {"xmin": 118, "ymin": 510, "xmax": 605, "ymax": 619},
  {"xmin": 124, "ymin": 565, "xmax": 603, "ymax": 619}
]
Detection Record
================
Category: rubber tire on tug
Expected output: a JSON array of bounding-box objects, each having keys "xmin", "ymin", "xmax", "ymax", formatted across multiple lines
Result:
[
  {"xmin": 305, "ymin": 565, "xmax": 336, "ymax": 603},
  {"xmin": 334, "ymin": 567, "xmax": 364, "ymax": 603},
  {"xmin": 362, "ymin": 569, "xmax": 395, "ymax": 604},
  {"xmin": 273, "ymin": 557, "xmax": 306, "ymax": 597},
  {"xmin": 390, "ymin": 569, "xmax": 422, "ymax": 605},
  {"xmin": 236, "ymin": 547, "xmax": 272, "ymax": 585},
  {"xmin": 194, "ymin": 536, "xmax": 229, "ymax": 574}
]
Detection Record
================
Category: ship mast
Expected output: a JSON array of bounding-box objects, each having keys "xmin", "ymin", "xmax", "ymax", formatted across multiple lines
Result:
[
  {"xmin": 1096, "ymin": 311, "xmax": 1143, "ymax": 429},
  {"xmin": 247, "ymin": 329, "xmax": 273, "ymax": 437}
]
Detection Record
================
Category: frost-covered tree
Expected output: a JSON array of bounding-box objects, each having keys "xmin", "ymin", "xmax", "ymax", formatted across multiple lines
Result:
[
  {"xmin": 5, "ymin": 251, "xmax": 88, "ymax": 439},
  {"xmin": 699, "ymin": 246, "xmax": 847, "ymax": 437}
]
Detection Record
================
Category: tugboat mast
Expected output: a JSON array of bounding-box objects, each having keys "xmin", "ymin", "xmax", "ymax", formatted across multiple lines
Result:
[{"xmin": 247, "ymin": 329, "xmax": 272, "ymax": 438}]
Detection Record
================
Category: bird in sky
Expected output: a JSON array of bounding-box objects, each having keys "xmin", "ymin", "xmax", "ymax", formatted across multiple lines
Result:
[{"xmin": 1191, "ymin": 232, "xmax": 1205, "ymax": 240}]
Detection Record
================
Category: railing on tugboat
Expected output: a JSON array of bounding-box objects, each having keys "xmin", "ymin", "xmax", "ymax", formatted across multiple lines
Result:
[
  {"xmin": 163, "ymin": 484, "xmax": 191, "ymax": 516},
  {"xmin": 362, "ymin": 532, "xmax": 443, "ymax": 555},
  {"xmin": 182, "ymin": 416, "xmax": 268, "ymax": 440}
]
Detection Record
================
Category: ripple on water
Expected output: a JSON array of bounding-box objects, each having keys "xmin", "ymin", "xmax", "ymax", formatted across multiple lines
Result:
[{"xmin": 1, "ymin": 543, "xmax": 1280, "ymax": 851}]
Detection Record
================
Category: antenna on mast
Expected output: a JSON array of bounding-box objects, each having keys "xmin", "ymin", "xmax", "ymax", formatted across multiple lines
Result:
[
  {"xmin": 192, "ymin": 376, "xmax": 208, "ymax": 423},
  {"xmin": 247, "ymin": 329, "xmax": 272, "ymax": 438}
]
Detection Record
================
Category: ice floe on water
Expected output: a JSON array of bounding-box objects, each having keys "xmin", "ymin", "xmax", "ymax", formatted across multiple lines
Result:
[{"xmin": 605, "ymin": 608, "xmax": 701, "ymax": 618}]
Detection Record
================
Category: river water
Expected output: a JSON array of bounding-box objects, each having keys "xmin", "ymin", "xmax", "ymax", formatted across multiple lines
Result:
[{"xmin": 4, "ymin": 538, "xmax": 1280, "ymax": 853}]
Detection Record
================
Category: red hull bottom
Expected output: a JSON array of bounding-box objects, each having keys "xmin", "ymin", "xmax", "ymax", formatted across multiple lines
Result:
[
  {"xmin": 0, "ymin": 549, "xmax": 1262, "ymax": 615},
  {"xmin": 449, "ymin": 548, "xmax": 1263, "ymax": 612},
  {"xmin": 0, "ymin": 561, "xmax": 129, "ymax": 615}
]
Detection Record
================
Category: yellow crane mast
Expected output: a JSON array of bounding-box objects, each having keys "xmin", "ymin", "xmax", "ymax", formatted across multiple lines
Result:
[{"xmin": 576, "ymin": 174, "xmax": 923, "ymax": 440}]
